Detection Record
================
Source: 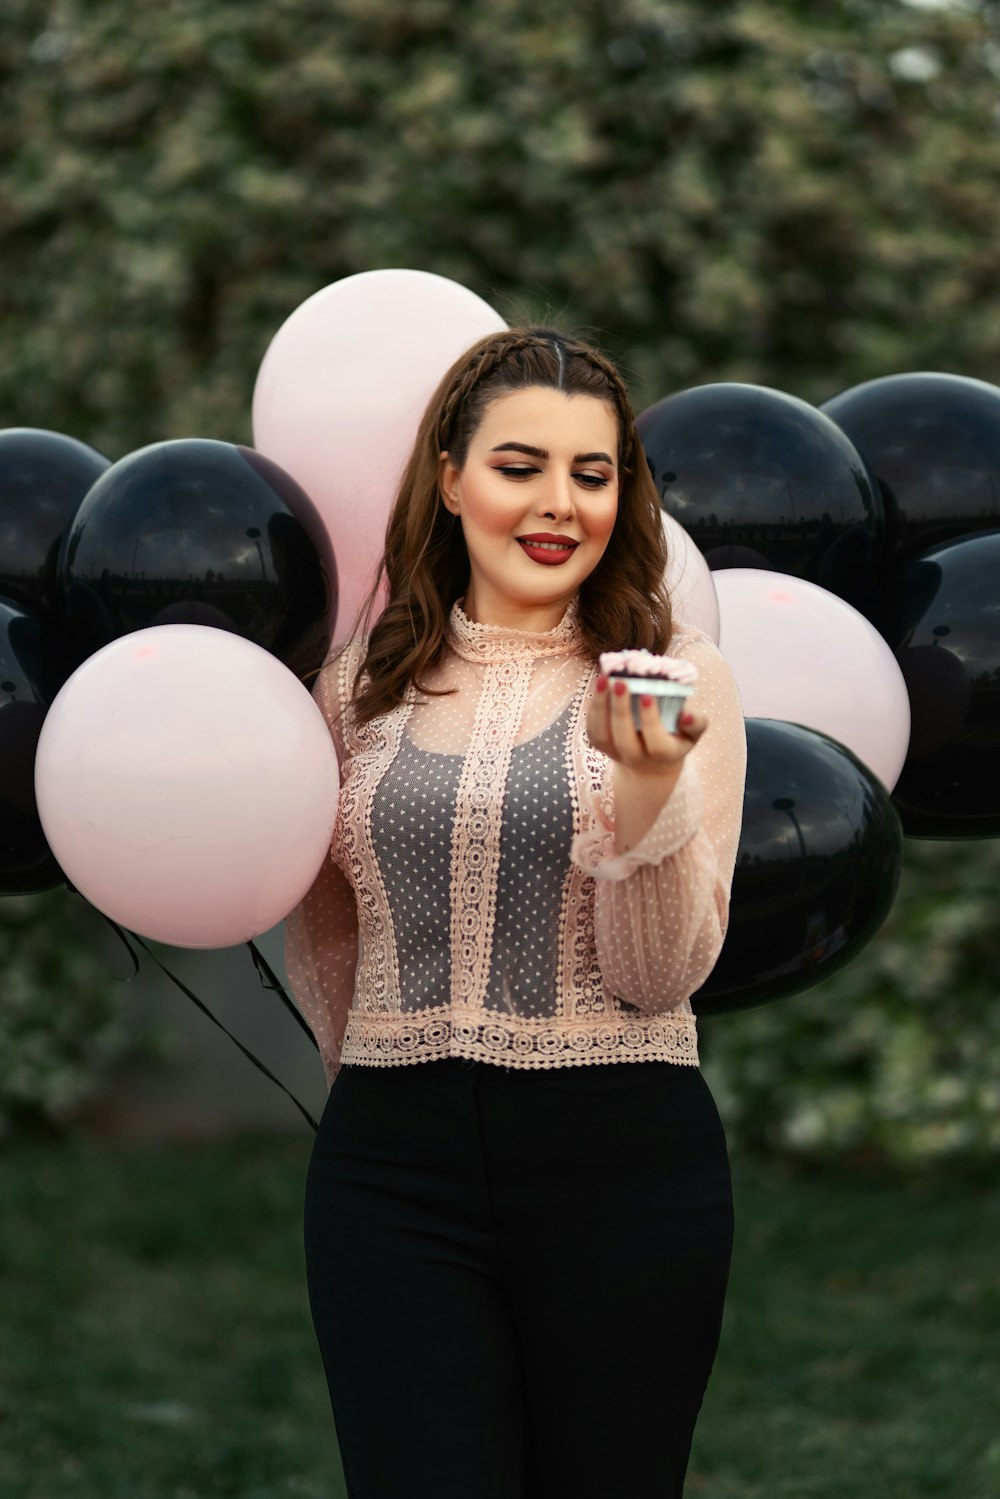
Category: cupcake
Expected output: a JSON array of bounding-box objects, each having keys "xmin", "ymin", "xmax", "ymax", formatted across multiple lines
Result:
[{"xmin": 598, "ymin": 648, "xmax": 698, "ymax": 734}]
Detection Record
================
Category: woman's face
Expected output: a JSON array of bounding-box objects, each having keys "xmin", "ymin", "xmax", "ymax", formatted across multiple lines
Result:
[{"xmin": 438, "ymin": 386, "xmax": 620, "ymax": 630}]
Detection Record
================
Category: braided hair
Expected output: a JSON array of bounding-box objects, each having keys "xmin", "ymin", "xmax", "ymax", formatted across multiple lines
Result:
[{"xmin": 343, "ymin": 326, "xmax": 672, "ymax": 725}]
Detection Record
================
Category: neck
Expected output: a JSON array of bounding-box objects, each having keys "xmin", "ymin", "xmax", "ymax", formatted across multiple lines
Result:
[{"xmin": 461, "ymin": 581, "xmax": 574, "ymax": 634}]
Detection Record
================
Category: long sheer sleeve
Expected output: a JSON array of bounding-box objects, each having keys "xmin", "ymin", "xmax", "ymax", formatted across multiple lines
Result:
[
  {"xmin": 283, "ymin": 650, "xmax": 360, "ymax": 1088},
  {"xmin": 570, "ymin": 629, "xmax": 747, "ymax": 1013}
]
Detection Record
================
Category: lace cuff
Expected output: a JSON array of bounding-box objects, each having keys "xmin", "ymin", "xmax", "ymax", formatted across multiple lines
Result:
[{"xmin": 570, "ymin": 758, "xmax": 704, "ymax": 883}]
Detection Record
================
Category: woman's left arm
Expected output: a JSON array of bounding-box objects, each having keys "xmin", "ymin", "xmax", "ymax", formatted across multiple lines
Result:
[{"xmin": 571, "ymin": 631, "xmax": 748, "ymax": 1013}]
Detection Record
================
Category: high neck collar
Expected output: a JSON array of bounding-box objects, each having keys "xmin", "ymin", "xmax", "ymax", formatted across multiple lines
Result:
[{"xmin": 446, "ymin": 595, "xmax": 586, "ymax": 663}]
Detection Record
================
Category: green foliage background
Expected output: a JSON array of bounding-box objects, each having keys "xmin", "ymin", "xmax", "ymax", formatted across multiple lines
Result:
[
  {"xmin": 1, "ymin": 0, "xmax": 999, "ymax": 1165},
  {"xmin": 0, "ymin": 890, "xmax": 134, "ymax": 1139},
  {"xmin": 699, "ymin": 836, "xmax": 1000, "ymax": 1179},
  {"xmin": 4, "ymin": 0, "xmax": 1000, "ymax": 452}
]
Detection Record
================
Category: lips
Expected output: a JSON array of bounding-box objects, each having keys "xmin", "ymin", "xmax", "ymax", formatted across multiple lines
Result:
[{"xmin": 516, "ymin": 534, "xmax": 579, "ymax": 566}]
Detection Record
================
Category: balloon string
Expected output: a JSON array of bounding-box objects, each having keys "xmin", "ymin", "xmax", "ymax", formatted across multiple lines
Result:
[
  {"xmin": 85, "ymin": 904, "xmax": 142, "ymax": 980},
  {"xmin": 67, "ymin": 888, "xmax": 319, "ymax": 1133},
  {"xmin": 247, "ymin": 937, "xmax": 319, "ymax": 1047},
  {"xmin": 133, "ymin": 933, "xmax": 320, "ymax": 1133}
]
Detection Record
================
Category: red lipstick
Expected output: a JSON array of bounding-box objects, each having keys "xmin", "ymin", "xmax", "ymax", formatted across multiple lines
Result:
[{"xmin": 516, "ymin": 532, "xmax": 580, "ymax": 566}]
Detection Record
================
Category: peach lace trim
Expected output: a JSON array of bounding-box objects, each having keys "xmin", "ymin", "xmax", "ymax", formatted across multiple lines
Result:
[
  {"xmin": 338, "ymin": 1005, "xmax": 699, "ymax": 1068},
  {"xmin": 561, "ymin": 681, "xmax": 613, "ymax": 1017},
  {"xmin": 449, "ymin": 656, "xmax": 534, "ymax": 1007},
  {"xmin": 446, "ymin": 595, "xmax": 586, "ymax": 662},
  {"xmin": 335, "ymin": 643, "xmax": 412, "ymax": 1016}
]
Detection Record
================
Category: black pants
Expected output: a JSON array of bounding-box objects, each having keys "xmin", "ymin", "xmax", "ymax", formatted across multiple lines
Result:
[{"xmin": 303, "ymin": 1055, "xmax": 735, "ymax": 1498}]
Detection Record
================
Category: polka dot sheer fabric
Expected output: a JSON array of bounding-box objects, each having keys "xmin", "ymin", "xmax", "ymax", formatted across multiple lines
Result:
[{"xmin": 284, "ymin": 596, "xmax": 747, "ymax": 1086}]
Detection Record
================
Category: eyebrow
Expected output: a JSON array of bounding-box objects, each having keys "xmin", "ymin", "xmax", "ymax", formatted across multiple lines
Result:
[{"xmin": 489, "ymin": 441, "xmax": 615, "ymax": 465}]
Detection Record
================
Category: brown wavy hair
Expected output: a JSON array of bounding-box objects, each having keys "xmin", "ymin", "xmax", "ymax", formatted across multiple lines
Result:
[{"xmin": 332, "ymin": 325, "xmax": 672, "ymax": 726}]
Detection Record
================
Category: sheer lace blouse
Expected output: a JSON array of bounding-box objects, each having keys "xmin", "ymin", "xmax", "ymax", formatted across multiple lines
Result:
[{"xmin": 284, "ymin": 595, "xmax": 747, "ymax": 1086}]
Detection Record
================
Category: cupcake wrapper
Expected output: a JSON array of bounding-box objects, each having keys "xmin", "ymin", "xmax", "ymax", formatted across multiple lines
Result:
[{"xmin": 613, "ymin": 676, "xmax": 694, "ymax": 734}]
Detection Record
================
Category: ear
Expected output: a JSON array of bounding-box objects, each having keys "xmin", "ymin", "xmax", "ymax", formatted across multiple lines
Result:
[{"xmin": 438, "ymin": 451, "xmax": 461, "ymax": 515}]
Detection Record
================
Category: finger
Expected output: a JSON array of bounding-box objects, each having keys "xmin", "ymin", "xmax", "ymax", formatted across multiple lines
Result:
[
  {"xmin": 633, "ymin": 692, "xmax": 686, "ymax": 763},
  {"xmin": 677, "ymin": 708, "xmax": 709, "ymax": 744},
  {"xmin": 608, "ymin": 678, "xmax": 646, "ymax": 765}
]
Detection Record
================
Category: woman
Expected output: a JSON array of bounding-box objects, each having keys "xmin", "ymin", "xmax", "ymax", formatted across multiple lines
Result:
[{"xmin": 285, "ymin": 326, "xmax": 747, "ymax": 1498}]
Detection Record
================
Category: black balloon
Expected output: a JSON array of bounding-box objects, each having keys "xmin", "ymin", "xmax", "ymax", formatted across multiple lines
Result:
[
  {"xmin": 56, "ymin": 439, "xmax": 337, "ymax": 681},
  {"xmin": 0, "ymin": 595, "xmax": 75, "ymax": 893},
  {"xmin": 637, "ymin": 383, "xmax": 885, "ymax": 614},
  {"xmin": 692, "ymin": 718, "xmax": 904, "ymax": 1015},
  {"xmin": 869, "ymin": 528, "xmax": 1000, "ymax": 839},
  {"xmin": 0, "ymin": 428, "xmax": 110, "ymax": 621},
  {"xmin": 821, "ymin": 372, "xmax": 1000, "ymax": 570}
]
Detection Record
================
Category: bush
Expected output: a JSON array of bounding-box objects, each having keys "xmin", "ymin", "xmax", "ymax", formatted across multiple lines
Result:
[
  {"xmin": 2, "ymin": 1, "xmax": 1000, "ymax": 455},
  {"xmin": 0, "ymin": 888, "xmax": 137, "ymax": 1139},
  {"xmin": 700, "ymin": 836, "xmax": 1000, "ymax": 1177}
]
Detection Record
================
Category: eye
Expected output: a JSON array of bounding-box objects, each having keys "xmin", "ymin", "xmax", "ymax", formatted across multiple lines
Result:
[
  {"xmin": 496, "ymin": 465, "xmax": 538, "ymax": 478},
  {"xmin": 575, "ymin": 472, "xmax": 610, "ymax": 488}
]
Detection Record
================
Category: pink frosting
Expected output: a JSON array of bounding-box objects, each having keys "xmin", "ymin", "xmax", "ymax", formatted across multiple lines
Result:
[{"xmin": 598, "ymin": 648, "xmax": 699, "ymax": 685}]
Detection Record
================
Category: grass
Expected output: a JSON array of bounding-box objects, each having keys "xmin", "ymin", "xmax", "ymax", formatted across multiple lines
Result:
[{"xmin": 1, "ymin": 1135, "xmax": 997, "ymax": 1498}]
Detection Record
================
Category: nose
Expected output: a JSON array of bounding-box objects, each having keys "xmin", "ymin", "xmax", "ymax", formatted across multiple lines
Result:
[{"xmin": 537, "ymin": 468, "xmax": 576, "ymax": 521}]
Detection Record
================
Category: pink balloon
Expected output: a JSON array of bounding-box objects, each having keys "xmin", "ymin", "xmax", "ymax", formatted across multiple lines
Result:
[
  {"xmin": 714, "ymin": 569, "xmax": 911, "ymax": 792},
  {"xmin": 662, "ymin": 511, "xmax": 720, "ymax": 642},
  {"xmin": 252, "ymin": 269, "xmax": 507, "ymax": 643},
  {"xmin": 35, "ymin": 626, "xmax": 340, "ymax": 948}
]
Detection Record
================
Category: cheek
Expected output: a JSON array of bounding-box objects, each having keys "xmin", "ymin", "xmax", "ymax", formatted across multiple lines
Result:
[
  {"xmin": 465, "ymin": 482, "xmax": 522, "ymax": 540},
  {"xmin": 593, "ymin": 493, "xmax": 619, "ymax": 545}
]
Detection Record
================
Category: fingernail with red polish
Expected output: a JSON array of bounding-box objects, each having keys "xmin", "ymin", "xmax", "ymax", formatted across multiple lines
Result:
[
  {"xmin": 680, "ymin": 712, "xmax": 693, "ymax": 725},
  {"xmin": 641, "ymin": 694, "xmax": 653, "ymax": 708},
  {"xmin": 596, "ymin": 675, "xmax": 607, "ymax": 693},
  {"xmin": 613, "ymin": 680, "xmax": 626, "ymax": 696}
]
